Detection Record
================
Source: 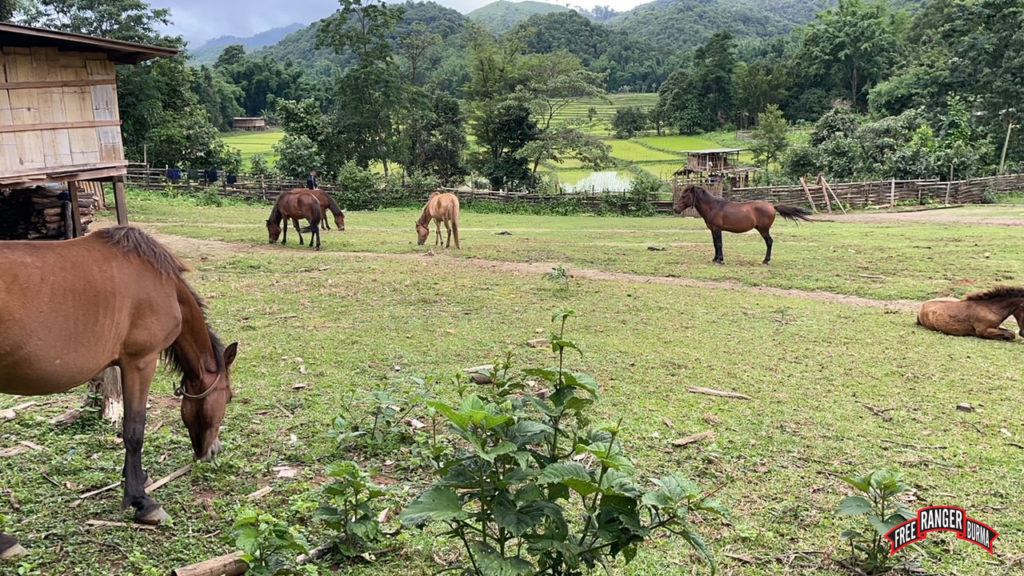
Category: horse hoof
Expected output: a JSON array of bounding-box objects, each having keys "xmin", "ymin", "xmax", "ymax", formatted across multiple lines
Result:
[
  {"xmin": 137, "ymin": 506, "xmax": 169, "ymax": 525},
  {"xmin": 0, "ymin": 535, "xmax": 27, "ymax": 559}
]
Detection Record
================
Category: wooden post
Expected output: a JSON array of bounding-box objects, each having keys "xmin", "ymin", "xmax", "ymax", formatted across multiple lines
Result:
[
  {"xmin": 889, "ymin": 178, "xmax": 895, "ymax": 210},
  {"xmin": 67, "ymin": 181, "xmax": 83, "ymax": 237},
  {"xmin": 817, "ymin": 174, "xmax": 833, "ymax": 214},
  {"xmin": 800, "ymin": 177, "xmax": 818, "ymax": 213},
  {"xmin": 87, "ymin": 366, "xmax": 123, "ymax": 425},
  {"xmin": 113, "ymin": 177, "xmax": 128, "ymax": 224},
  {"xmin": 820, "ymin": 176, "xmax": 847, "ymax": 214}
]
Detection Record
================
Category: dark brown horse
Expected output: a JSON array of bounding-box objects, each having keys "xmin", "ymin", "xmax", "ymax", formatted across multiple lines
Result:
[
  {"xmin": 673, "ymin": 185, "xmax": 812, "ymax": 265},
  {"xmin": 285, "ymin": 189, "xmax": 345, "ymax": 231},
  {"xmin": 0, "ymin": 227, "xmax": 237, "ymax": 558},
  {"xmin": 917, "ymin": 286, "xmax": 1024, "ymax": 340},
  {"xmin": 267, "ymin": 191, "xmax": 322, "ymax": 250}
]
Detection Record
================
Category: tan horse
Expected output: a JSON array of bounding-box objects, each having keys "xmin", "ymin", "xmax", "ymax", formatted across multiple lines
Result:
[
  {"xmin": 0, "ymin": 227, "xmax": 237, "ymax": 557},
  {"xmin": 416, "ymin": 192, "xmax": 461, "ymax": 249},
  {"xmin": 917, "ymin": 286, "xmax": 1024, "ymax": 340},
  {"xmin": 285, "ymin": 189, "xmax": 345, "ymax": 230}
]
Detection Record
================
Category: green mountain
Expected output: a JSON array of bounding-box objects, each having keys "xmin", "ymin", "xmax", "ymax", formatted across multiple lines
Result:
[
  {"xmin": 188, "ymin": 23, "xmax": 306, "ymax": 66},
  {"xmin": 468, "ymin": 0, "xmax": 571, "ymax": 35},
  {"xmin": 255, "ymin": 2, "xmax": 469, "ymax": 77},
  {"xmin": 606, "ymin": 0, "xmax": 834, "ymax": 49}
]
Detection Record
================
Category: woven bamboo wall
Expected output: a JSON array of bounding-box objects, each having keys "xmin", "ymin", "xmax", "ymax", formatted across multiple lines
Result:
[{"xmin": 0, "ymin": 46, "xmax": 123, "ymax": 179}]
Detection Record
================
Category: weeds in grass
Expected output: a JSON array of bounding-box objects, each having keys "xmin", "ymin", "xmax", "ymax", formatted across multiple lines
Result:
[
  {"xmin": 315, "ymin": 461, "xmax": 389, "ymax": 558},
  {"xmin": 837, "ymin": 469, "xmax": 916, "ymax": 575},
  {"xmin": 232, "ymin": 508, "xmax": 314, "ymax": 575},
  {"xmin": 400, "ymin": 311, "xmax": 729, "ymax": 575}
]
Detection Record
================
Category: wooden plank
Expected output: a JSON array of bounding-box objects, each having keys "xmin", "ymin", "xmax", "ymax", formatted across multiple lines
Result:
[
  {"xmin": 113, "ymin": 177, "xmax": 128, "ymax": 224},
  {"xmin": 0, "ymin": 88, "xmax": 13, "ymax": 127},
  {"xmin": 0, "ymin": 119, "xmax": 120, "ymax": 134},
  {"xmin": 68, "ymin": 180, "xmax": 83, "ymax": 237},
  {"xmin": 0, "ymin": 78, "xmax": 117, "ymax": 90}
]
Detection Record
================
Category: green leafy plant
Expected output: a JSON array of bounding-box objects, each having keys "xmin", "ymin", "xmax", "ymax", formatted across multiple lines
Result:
[
  {"xmin": 543, "ymin": 265, "xmax": 570, "ymax": 289},
  {"xmin": 400, "ymin": 311, "xmax": 729, "ymax": 576},
  {"xmin": 836, "ymin": 469, "xmax": 916, "ymax": 574},
  {"xmin": 315, "ymin": 461, "xmax": 388, "ymax": 558},
  {"xmin": 327, "ymin": 383, "xmax": 423, "ymax": 454},
  {"xmin": 232, "ymin": 509, "xmax": 311, "ymax": 576}
]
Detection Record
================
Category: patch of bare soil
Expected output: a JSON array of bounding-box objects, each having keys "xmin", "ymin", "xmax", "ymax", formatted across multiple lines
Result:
[
  {"xmin": 822, "ymin": 205, "xmax": 1024, "ymax": 226},
  {"xmin": 106, "ymin": 223, "xmax": 919, "ymax": 312}
]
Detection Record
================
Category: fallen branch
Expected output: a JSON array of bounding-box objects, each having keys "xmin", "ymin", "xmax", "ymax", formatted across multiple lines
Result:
[
  {"xmin": 862, "ymin": 404, "xmax": 894, "ymax": 420},
  {"xmin": 171, "ymin": 551, "xmax": 248, "ymax": 576},
  {"xmin": 79, "ymin": 481, "xmax": 121, "ymax": 500},
  {"xmin": 49, "ymin": 408, "xmax": 82, "ymax": 426},
  {"xmin": 671, "ymin": 431, "xmax": 715, "ymax": 447},
  {"xmin": 85, "ymin": 520, "xmax": 157, "ymax": 531},
  {"xmin": 724, "ymin": 552, "xmax": 756, "ymax": 564},
  {"xmin": 297, "ymin": 544, "xmax": 332, "ymax": 565},
  {"xmin": 246, "ymin": 486, "xmax": 274, "ymax": 500},
  {"xmin": 145, "ymin": 464, "xmax": 193, "ymax": 494},
  {"xmin": 688, "ymin": 387, "xmax": 751, "ymax": 400},
  {"xmin": 879, "ymin": 439, "xmax": 947, "ymax": 451}
]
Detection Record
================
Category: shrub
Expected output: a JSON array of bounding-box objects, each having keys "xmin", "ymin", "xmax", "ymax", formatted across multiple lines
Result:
[
  {"xmin": 836, "ymin": 469, "xmax": 916, "ymax": 575},
  {"xmin": 232, "ymin": 509, "xmax": 313, "ymax": 576},
  {"xmin": 400, "ymin": 311, "xmax": 729, "ymax": 576}
]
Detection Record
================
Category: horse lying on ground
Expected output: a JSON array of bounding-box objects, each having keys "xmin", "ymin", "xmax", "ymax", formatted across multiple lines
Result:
[
  {"xmin": 917, "ymin": 286, "xmax": 1024, "ymax": 340},
  {"xmin": 284, "ymin": 188, "xmax": 345, "ymax": 231},
  {"xmin": 267, "ymin": 190, "xmax": 322, "ymax": 250},
  {"xmin": 416, "ymin": 192, "xmax": 461, "ymax": 249},
  {"xmin": 0, "ymin": 226, "xmax": 237, "ymax": 558},
  {"xmin": 673, "ymin": 185, "xmax": 812, "ymax": 265}
]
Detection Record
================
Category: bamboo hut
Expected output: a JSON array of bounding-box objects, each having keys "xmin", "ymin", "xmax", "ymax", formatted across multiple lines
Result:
[{"xmin": 0, "ymin": 23, "xmax": 178, "ymax": 238}]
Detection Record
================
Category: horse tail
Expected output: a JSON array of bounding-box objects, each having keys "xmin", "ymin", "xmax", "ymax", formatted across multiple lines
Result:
[{"xmin": 775, "ymin": 205, "xmax": 814, "ymax": 222}]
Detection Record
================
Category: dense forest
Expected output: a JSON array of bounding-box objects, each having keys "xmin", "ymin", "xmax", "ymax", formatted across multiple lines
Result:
[{"xmin": 4, "ymin": 0, "xmax": 1022, "ymax": 190}]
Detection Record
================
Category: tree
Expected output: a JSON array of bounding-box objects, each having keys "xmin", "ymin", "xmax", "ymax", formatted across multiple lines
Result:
[
  {"xmin": 1, "ymin": 0, "xmax": 19, "ymax": 21},
  {"xmin": 214, "ymin": 44, "xmax": 247, "ymax": 69},
  {"xmin": 750, "ymin": 104, "xmax": 789, "ymax": 173},
  {"xmin": 18, "ymin": 0, "xmax": 174, "ymax": 44},
  {"xmin": 471, "ymin": 99, "xmax": 538, "ymax": 190},
  {"xmin": 796, "ymin": 0, "xmax": 906, "ymax": 110},
  {"xmin": 612, "ymin": 106, "xmax": 648, "ymax": 138},
  {"xmin": 316, "ymin": 0, "xmax": 407, "ymax": 177}
]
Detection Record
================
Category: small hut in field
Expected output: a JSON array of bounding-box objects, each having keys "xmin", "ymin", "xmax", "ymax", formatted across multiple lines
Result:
[
  {"xmin": 232, "ymin": 116, "xmax": 267, "ymax": 131},
  {"xmin": 0, "ymin": 23, "xmax": 178, "ymax": 239},
  {"xmin": 672, "ymin": 148, "xmax": 758, "ymax": 216}
]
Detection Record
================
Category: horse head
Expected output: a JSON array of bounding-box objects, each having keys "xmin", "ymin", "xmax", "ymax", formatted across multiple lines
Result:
[
  {"xmin": 266, "ymin": 219, "xmax": 281, "ymax": 243},
  {"xmin": 180, "ymin": 342, "xmax": 238, "ymax": 462},
  {"xmin": 335, "ymin": 211, "xmax": 346, "ymax": 231},
  {"xmin": 673, "ymin": 186, "xmax": 698, "ymax": 214},
  {"xmin": 416, "ymin": 221, "xmax": 430, "ymax": 245}
]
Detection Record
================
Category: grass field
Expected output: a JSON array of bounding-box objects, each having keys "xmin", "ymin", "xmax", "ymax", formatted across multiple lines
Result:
[
  {"xmin": 1, "ymin": 194, "xmax": 1021, "ymax": 575},
  {"xmin": 221, "ymin": 129, "xmax": 285, "ymax": 168}
]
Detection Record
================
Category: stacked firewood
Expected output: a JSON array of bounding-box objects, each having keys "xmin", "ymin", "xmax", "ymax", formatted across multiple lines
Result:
[{"xmin": 0, "ymin": 185, "xmax": 97, "ymax": 240}]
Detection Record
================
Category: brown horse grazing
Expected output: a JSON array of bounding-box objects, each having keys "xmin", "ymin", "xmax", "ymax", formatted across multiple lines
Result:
[
  {"xmin": 285, "ymin": 189, "xmax": 345, "ymax": 231},
  {"xmin": 0, "ymin": 227, "xmax": 237, "ymax": 558},
  {"xmin": 673, "ymin": 185, "xmax": 813, "ymax": 265},
  {"xmin": 416, "ymin": 192, "xmax": 461, "ymax": 249},
  {"xmin": 267, "ymin": 191, "xmax": 322, "ymax": 250},
  {"xmin": 917, "ymin": 287, "xmax": 1024, "ymax": 340}
]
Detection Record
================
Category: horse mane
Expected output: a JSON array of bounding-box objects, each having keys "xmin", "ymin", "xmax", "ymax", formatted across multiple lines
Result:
[
  {"xmin": 324, "ymin": 192, "xmax": 342, "ymax": 215},
  {"xmin": 102, "ymin": 226, "xmax": 187, "ymax": 279},
  {"xmin": 100, "ymin": 226, "xmax": 225, "ymax": 377},
  {"xmin": 964, "ymin": 286, "xmax": 1024, "ymax": 301}
]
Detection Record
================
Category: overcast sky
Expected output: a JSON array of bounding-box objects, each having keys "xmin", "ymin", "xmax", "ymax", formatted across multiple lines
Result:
[{"xmin": 156, "ymin": 0, "xmax": 651, "ymax": 47}]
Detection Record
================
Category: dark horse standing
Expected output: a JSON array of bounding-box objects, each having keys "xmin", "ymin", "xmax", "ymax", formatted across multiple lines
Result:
[
  {"xmin": 283, "ymin": 188, "xmax": 345, "ymax": 231},
  {"xmin": 673, "ymin": 185, "xmax": 812, "ymax": 265},
  {"xmin": 267, "ymin": 190, "xmax": 323, "ymax": 250},
  {"xmin": 0, "ymin": 227, "xmax": 237, "ymax": 558}
]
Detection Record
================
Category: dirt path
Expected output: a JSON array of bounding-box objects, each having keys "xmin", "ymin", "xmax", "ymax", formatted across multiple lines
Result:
[{"xmin": 131, "ymin": 225, "xmax": 920, "ymax": 313}]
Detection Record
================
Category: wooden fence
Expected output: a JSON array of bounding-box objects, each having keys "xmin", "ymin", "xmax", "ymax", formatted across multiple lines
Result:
[{"xmin": 125, "ymin": 168, "xmax": 1024, "ymax": 214}]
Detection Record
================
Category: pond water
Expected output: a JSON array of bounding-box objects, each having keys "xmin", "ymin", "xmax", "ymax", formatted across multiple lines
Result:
[{"xmin": 557, "ymin": 171, "xmax": 634, "ymax": 193}]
